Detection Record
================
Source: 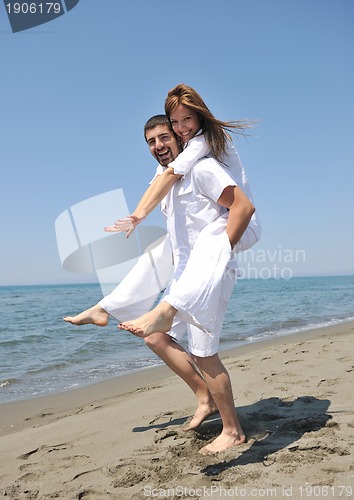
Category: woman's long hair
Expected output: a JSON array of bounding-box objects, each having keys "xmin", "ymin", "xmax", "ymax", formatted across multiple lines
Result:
[{"xmin": 165, "ymin": 83, "xmax": 252, "ymax": 163}]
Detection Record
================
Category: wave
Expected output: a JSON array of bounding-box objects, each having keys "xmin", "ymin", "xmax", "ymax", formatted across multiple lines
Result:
[
  {"xmin": 1, "ymin": 277, "xmax": 353, "ymax": 404},
  {"xmin": 238, "ymin": 316, "xmax": 354, "ymax": 345},
  {"xmin": 0, "ymin": 378, "xmax": 18, "ymax": 388}
]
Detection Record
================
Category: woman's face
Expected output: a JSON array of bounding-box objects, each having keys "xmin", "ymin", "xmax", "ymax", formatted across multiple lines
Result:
[{"xmin": 169, "ymin": 104, "xmax": 201, "ymax": 143}]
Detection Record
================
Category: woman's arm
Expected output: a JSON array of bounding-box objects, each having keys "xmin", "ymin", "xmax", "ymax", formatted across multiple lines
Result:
[
  {"xmin": 131, "ymin": 167, "xmax": 181, "ymax": 220},
  {"xmin": 131, "ymin": 135, "xmax": 209, "ymax": 219},
  {"xmin": 105, "ymin": 135, "xmax": 210, "ymax": 237},
  {"xmin": 168, "ymin": 134, "xmax": 210, "ymax": 174},
  {"xmin": 104, "ymin": 168, "xmax": 181, "ymax": 236}
]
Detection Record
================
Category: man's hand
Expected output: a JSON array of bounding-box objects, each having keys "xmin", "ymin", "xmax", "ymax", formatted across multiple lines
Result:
[
  {"xmin": 104, "ymin": 215, "xmax": 144, "ymax": 238},
  {"xmin": 217, "ymin": 186, "xmax": 255, "ymax": 249}
]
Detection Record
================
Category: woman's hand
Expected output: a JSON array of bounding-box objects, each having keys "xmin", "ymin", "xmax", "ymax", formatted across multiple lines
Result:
[{"xmin": 104, "ymin": 215, "xmax": 144, "ymax": 238}]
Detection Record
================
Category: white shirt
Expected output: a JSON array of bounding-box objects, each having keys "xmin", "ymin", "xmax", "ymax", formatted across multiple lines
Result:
[
  {"xmin": 160, "ymin": 157, "xmax": 238, "ymax": 278},
  {"xmin": 168, "ymin": 132, "xmax": 209, "ymax": 175},
  {"xmin": 164, "ymin": 133, "xmax": 261, "ymax": 249}
]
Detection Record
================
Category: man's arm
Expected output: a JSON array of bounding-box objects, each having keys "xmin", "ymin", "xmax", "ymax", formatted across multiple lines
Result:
[{"xmin": 217, "ymin": 185, "xmax": 255, "ymax": 249}]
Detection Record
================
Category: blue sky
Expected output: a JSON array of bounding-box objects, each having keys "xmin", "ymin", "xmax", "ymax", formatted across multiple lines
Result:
[{"xmin": 1, "ymin": 0, "xmax": 353, "ymax": 286}]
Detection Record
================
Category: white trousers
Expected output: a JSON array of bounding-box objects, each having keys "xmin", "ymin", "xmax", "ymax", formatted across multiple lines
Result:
[
  {"xmin": 163, "ymin": 216, "xmax": 237, "ymax": 335},
  {"xmin": 99, "ymin": 235, "xmax": 173, "ymax": 321},
  {"xmin": 99, "ymin": 220, "xmax": 237, "ymax": 357}
]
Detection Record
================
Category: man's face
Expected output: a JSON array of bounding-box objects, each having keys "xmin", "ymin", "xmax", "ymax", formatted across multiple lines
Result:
[{"xmin": 145, "ymin": 125, "xmax": 180, "ymax": 166}]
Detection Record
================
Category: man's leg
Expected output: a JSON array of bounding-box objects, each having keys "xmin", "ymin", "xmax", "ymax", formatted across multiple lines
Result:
[
  {"xmin": 193, "ymin": 353, "xmax": 246, "ymax": 454},
  {"xmin": 145, "ymin": 332, "xmax": 217, "ymax": 430},
  {"xmin": 64, "ymin": 304, "xmax": 109, "ymax": 326}
]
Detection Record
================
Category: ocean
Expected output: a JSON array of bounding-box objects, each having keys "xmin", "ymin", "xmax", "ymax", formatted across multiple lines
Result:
[{"xmin": 1, "ymin": 275, "xmax": 353, "ymax": 404}]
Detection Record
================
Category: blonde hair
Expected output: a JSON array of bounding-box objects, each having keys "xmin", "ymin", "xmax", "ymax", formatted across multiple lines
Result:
[{"xmin": 165, "ymin": 83, "xmax": 252, "ymax": 163}]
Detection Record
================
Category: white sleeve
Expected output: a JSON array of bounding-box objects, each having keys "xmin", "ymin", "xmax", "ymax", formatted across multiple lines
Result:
[
  {"xmin": 149, "ymin": 164, "xmax": 164, "ymax": 184},
  {"xmin": 167, "ymin": 134, "xmax": 210, "ymax": 176},
  {"xmin": 193, "ymin": 158, "xmax": 237, "ymax": 203}
]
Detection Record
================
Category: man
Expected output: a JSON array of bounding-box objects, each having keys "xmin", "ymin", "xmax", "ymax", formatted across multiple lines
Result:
[
  {"xmin": 118, "ymin": 115, "xmax": 255, "ymax": 454},
  {"xmin": 65, "ymin": 115, "xmax": 255, "ymax": 454},
  {"xmin": 64, "ymin": 115, "xmax": 219, "ymax": 433}
]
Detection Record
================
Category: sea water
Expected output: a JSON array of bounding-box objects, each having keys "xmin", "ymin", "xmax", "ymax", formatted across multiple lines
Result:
[{"xmin": 1, "ymin": 275, "xmax": 353, "ymax": 404}]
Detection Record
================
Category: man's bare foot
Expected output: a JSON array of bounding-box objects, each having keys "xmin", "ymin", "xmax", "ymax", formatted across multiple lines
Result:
[
  {"xmin": 182, "ymin": 403, "xmax": 219, "ymax": 431},
  {"xmin": 118, "ymin": 302, "xmax": 177, "ymax": 337},
  {"xmin": 199, "ymin": 430, "xmax": 246, "ymax": 455},
  {"xmin": 63, "ymin": 305, "xmax": 109, "ymax": 327}
]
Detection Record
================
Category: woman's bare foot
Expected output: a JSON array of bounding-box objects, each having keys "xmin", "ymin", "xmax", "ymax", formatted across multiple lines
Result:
[
  {"xmin": 182, "ymin": 403, "xmax": 219, "ymax": 431},
  {"xmin": 199, "ymin": 430, "xmax": 246, "ymax": 455},
  {"xmin": 63, "ymin": 305, "xmax": 109, "ymax": 327},
  {"xmin": 119, "ymin": 302, "xmax": 177, "ymax": 337}
]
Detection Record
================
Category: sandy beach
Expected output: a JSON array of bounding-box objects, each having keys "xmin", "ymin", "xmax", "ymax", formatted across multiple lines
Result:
[{"xmin": 0, "ymin": 321, "xmax": 353, "ymax": 499}]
